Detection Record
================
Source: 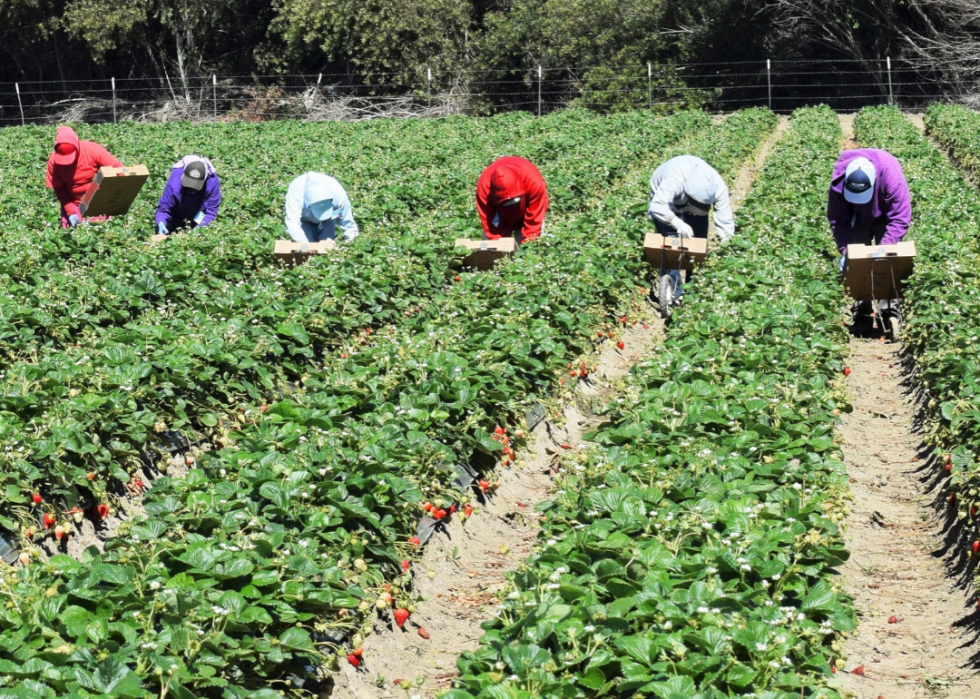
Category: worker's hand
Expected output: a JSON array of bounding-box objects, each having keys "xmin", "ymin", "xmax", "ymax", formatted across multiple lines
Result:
[
  {"xmin": 67, "ymin": 214, "xmax": 79, "ymax": 228},
  {"xmin": 838, "ymin": 255, "xmax": 846, "ymax": 273},
  {"xmin": 157, "ymin": 222, "xmax": 169, "ymax": 236},
  {"xmin": 673, "ymin": 219, "xmax": 694, "ymax": 239}
]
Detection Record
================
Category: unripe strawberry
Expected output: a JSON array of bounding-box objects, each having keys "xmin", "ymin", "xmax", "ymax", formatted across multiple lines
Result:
[
  {"xmin": 55, "ymin": 525, "xmax": 65, "ymax": 541},
  {"xmin": 18, "ymin": 552, "xmax": 30, "ymax": 567},
  {"xmin": 354, "ymin": 559, "xmax": 368, "ymax": 572},
  {"xmin": 401, "ymin": 560, "xmax": 410, "ymax": 574}
]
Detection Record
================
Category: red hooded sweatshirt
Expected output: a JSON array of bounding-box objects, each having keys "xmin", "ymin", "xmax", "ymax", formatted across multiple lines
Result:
[
  {"xmin": 45, "ymin": 126, "xmax": 123, "ymax": 220},
  {"xmin": 476, "ymin": 156, "xmax": 549, "ymax": 241}
]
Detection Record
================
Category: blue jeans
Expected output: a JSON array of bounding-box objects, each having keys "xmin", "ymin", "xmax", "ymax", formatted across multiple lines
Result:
[
  {"xmin": 300, "ymin": 218, "xmax": 337, "ymax": 242},
  {"xmin": 653, "ymin": 213, "xmax": 708, "ymax": 295}
]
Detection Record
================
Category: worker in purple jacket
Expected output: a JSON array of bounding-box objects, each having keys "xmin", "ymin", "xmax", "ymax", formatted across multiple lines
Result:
[
  {"xmin": 154, "ymin": 155, "xmax": 222, "ymax": 235},
  {"xmin": 827, "ymin": 148, "xmax": 911, "ymax": 272}
]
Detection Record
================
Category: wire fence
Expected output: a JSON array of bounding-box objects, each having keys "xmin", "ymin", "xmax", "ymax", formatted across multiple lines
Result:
[{"xmin": 0, "ymin": 58, "xmax": 957, "ymax": 126}]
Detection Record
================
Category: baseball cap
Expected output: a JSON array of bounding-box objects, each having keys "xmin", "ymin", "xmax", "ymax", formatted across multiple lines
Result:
[
  {"xmin": 181, "ymin": 161, "xmax": 207, "ymax": 191},
  {"xmin": 308, "ymin": 199, "xmax": 336, "ymax": 221},
  {"xmin": 844, "ymin": 157, "xmax": 875, "ymax": 204}
]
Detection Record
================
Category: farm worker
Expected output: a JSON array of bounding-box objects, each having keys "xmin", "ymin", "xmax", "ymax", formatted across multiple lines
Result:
[
  {"xmin": 648, "ymin": 155, "xmax": 733, "ymax": 296},
  {"xmin": 284, "ymin": 172, "xmax": 359, "ymax": 243},
  {"xmin": 45, "ymin": 126, "xmax": 123, "ymax": 228},
  {"xmin": 827, "ymin": 148, "xmax": 911, "ymax": 272},
  {"xmin": 154, "ymin": 156, "xmax": 222, "ymax": 235},
  {"xmin": 476, "ymin": 156, "xmax": 549, "ymax": 244}
]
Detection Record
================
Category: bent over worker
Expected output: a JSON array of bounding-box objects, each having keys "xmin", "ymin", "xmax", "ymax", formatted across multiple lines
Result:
[
  {"xmin": 284, "ymin": 172, "xmax": 358, "ymax": 243},
  {"xmin": 648, "ymin": 155, "xmax": 733, "ymax": 297},
  {"xmin": 155, "ymin": 156, "xmax": 222, "ymax": 235},
  {"xmin": 476, "ymin": 156, "xmax": 548, "ymax": 244},
  {"xmin": 827, "ymin": 148, "xmax": 911, "ymax": 270},
  {"xmin": 45, "ymin": 126, "xmax": 123, "ymax": 228}
]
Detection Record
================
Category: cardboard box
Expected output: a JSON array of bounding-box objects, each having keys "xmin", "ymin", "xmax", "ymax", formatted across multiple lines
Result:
[
  {"xmin": 148, "ymin": 234, "xmax": 169, "ymax": 244},
  {"xmin": 79, "ymin": 165, "xmax": 150, "ymax": 217},
  {"xmin": 454, "ymin": 238, "xmax": 517, "ymax": 270},
  {"xmin": 274, "ymin": 239, "xmax": 336, "ymax": 267},
  {"xmin": 843, "ymin": 241, "xmax": 916, "ymax": 300},
  {"xmin": 643, "ymin": 233, "xmax": 708, "ymax": 272}
]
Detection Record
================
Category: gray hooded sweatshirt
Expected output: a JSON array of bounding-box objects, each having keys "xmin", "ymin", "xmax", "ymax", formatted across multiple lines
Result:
[{"xmin": 648, "ymin": 155, "xmax": 734, "ymax": 242}]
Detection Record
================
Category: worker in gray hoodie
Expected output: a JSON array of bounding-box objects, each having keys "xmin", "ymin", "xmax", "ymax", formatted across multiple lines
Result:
[
  {"xmin": 648, "ymin": 155, "xmax": 734, "ymax": 298},
  {"xmin": 284, "ymin": 172, "xmax": 359, "ymax": 243}
]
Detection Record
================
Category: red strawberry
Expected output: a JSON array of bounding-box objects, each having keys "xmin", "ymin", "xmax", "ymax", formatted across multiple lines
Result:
[
  {"xmin": 454, "ymin": 275, "xmax": 461, "ymax": 282},
  {"xmin": 365, "ymin": 327, "xmax": 372, "ymax": 334},
  {"xmin": 260, "ymin": 405, "xmax": 268, "ymax": 413},
  {"xmin": 619, "ymin": 316, "xmax": 627, "ymax": 324},
  {"xmin": 449, "ymin": 504, "xmax": 457, "ymax": 514},
  {"xmin": 617, "ymin": 341, "xmax": 625, "ymax": 350},
  {"xmin": 851, "ymin": 665, "xmax": 866, "ymax": 676},
  {"xmin": 560, "ymin": 443, "xmax": 571, "ymax": 450},
  {"xmin": 347, "ymin": 653, "xmax": 360, "ymax": 668},
  {"xmin": 972, "ymin": 541, "xmax": 979, "ymax": 554},
  {"xmin": 494, "ymin": 426, "xmax": 506, "ymax": 435},
  {"xmin": 843, "ymin": 367, "xmax": 851, "ymax": 376},
  {"xmin": 887, "ymin": 615, "xmax": 898, "ymax": 624},
  {"xmin": 31, "ymin": 494, "xmax": 42, "ymax": 504},
  {"xmin": 464, "ymin": 503, "xmax": 473, "ymax": 518},
  {"xmin": 393, "ymin": 608, "xmax": 410, "ymax": 629},
  {"xmin": 408, "ymin": 536, "xmax": 421, "ymax": 547},
  {"xmin": 422, "ymin": 502, "xmax": 433, "ymax": 512},
  {"xmin": 86, "ymin": 473, "xmax": 95, "ymax": 480},
  {"xmin": 24, "ymin": 527, "xmax": 33, "ymax": 540},
  {"xmin": 401, "ymin": 560, "xmax": 410, "ymax": 574},
  {"xmin": 352, "ymin": 647, "xmax": 363, "ymax": 657},
  {"xmin": 43, "ymin": 513, "xmax": 56, "ymax": 529},
  {"xmin": 97, "ymin": 504, "xmax": 110, "ymax": 519},
  {"xmin": 432, "ymin": 508, "xmax": 447, "ymax": 521},
  {"xmin": 946, "ymin": 463, "xmax": 953, "ymax": 472},
  {"xmin": 478, "ymin": 479, "xmax": 490, "ymax": 493},
  {"xmin": 417, "ymin": 626, "xmax": 430, "ymax": 639}
]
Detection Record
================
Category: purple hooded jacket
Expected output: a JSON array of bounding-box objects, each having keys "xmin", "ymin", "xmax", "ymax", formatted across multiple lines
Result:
[
  {"xmin": 155, "ymin": 155, "xmax": 222, "ymax": 228},
  {"xmin": 827, "ymin": 148, "xmax": 911, "ymax": 254}
]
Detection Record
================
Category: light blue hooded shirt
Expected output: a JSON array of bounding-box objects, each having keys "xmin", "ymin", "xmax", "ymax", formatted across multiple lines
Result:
[
  {"xmin": 284, "ymin": 172, "xmax": 359, "ymax": 243},
  {"xmin": 648, "ymin": 155, "xmax": 734, "ymax": 241}
]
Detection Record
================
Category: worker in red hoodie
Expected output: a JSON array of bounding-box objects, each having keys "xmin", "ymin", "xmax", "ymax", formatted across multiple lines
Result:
[
  {"xmin": 476, "ymin": 156, "xmax": 549, "ymax": 245},
  {"xmin": 45, "ymin": 126, "xmax": 123, "ymax": 228}
]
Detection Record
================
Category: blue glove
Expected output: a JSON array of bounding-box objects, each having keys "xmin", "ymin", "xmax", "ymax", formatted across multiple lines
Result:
[
  {"xmin": 157, "ymin": 222, "xmax": 169, "ymax": 235},
  {"xmin": 67, "ymin": 214, "xmax": 79, "ymax": 227},
  {"xmin": 838, "ymin": 255, "xmax": 845, "ymax": 273}
]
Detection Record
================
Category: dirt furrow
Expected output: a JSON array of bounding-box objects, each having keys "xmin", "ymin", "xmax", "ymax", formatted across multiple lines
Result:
[{"xmin": 838, "ymin": 339, "xmax": 980, "ymax": 697}]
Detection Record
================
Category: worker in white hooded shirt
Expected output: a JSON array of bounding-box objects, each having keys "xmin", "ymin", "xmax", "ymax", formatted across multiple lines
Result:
[
  {"xmin": 648, "ymin": 155, "xmax": 734, "ymax": 298},
  {"xmin": 284, "ymin": 172, "xmax": 359, "ymax": 243}
]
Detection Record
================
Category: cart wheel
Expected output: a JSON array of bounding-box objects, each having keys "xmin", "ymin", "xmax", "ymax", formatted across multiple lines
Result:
[
  {"xmin": 888, "ymin": 315, "xmax": 902, "ymax": 342},
  {"xmin": 659, "ymin": 274, "xmax": 675, "ymax": 320}
]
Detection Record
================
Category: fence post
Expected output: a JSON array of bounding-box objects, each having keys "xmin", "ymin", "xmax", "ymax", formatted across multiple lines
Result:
[
  {"xmin": 427, "ymin": 66, "xmax": 432, "ymax": 108},
  {"xmin": 767, "ymin": 60, "xmax": 772, "ymax": 110},
  {"xmin": 537, "ymin": 65, "xmax": 542, "ymax": 117},
  {"xmin": 647, "ymin": 62, "xmax": 652, "ymax": 109},
  {"xmin": 886, "ymin": 57, "xmax": 893, "ymax": 106},
  {"xmin": 15, "ymin": 83, "xmax": 24, "ymax": 126},
  {"xmin": 212, "ymin": 75, "xmax": 218, "ymax": 119},
  {"xmin": 111, "ymin": 77, "xmax": 117, "ymax": 123}
]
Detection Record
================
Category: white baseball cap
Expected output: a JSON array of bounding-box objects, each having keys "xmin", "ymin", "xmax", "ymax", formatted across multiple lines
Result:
[{"xmin": 844, "ymin": 157, "xmax": 876, "ymax": 204}]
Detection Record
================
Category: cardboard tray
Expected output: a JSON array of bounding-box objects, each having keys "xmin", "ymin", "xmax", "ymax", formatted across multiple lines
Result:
[
  {"xmin": 843, "ymin": 241, "xmax": 916, "ymax": 301},
  {"xmin": 454, "ymin": 238, "xmax": 517, "ymax": 270},
  {"xmin": 643, "ymin": 233, "xmax": 708, "ymax": 272},
  {"xmin": 79, "ymin": 165, "xmax": 150, "ymax": 217},
  {"xmin": 274, "ymin": 239, "xmax": 336, "ymax": 267}
]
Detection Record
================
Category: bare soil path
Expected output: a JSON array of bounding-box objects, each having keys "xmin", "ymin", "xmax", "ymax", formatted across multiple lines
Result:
[
  {"xmin": 836, "ymin": 110, "xmax": 980, "ymax": 698},
  {"xmin": 328, "ymin": 118, "xmax": 789, "ymax": 699},
  {"xmin": 838, "ymin": 340, "xmax": 980, "ymax": 698}
]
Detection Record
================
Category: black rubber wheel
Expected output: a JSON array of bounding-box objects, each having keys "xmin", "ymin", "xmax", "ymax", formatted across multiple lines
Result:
[{"xmin": 659, "ymin": 275, "xmax": 674, "ymax": 320}]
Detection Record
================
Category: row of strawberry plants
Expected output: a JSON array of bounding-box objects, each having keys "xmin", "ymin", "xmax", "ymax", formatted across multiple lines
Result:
[
  {"xmin": 1, "ymin": 110, "xmax": 701, "ymax": 524},
  {"xmin": 450, "ymin": 106, "xmax": 855, "ymax": 698},
  {"xmin": 0, "ymin": 112, "xmax": 718, "ymax": 697},
  {"xmin": 860, "ymin": 105, "xmax": 980, "ymax": 557}
]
